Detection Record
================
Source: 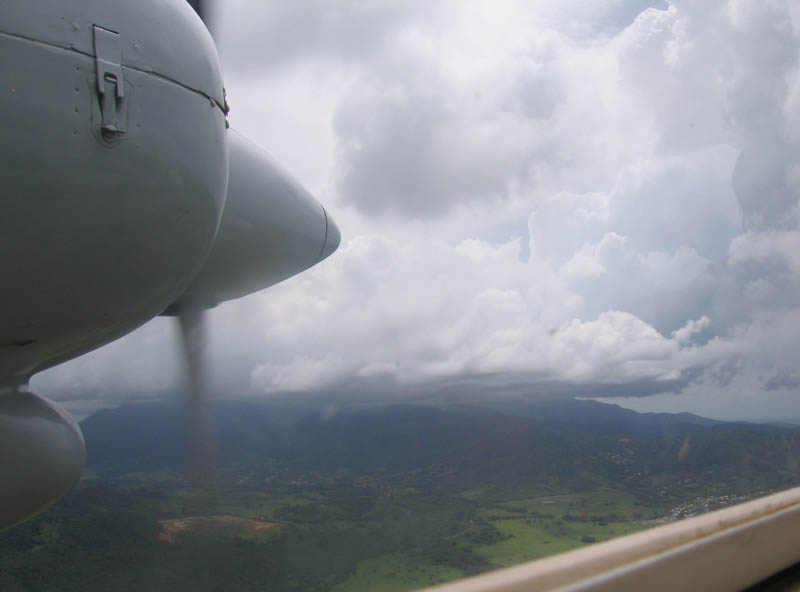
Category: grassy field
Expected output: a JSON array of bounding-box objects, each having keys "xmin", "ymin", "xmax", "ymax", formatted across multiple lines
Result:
[
  {"xmin": 329, "ymin": 488, "xmax": 659, "ymax": 588},
  {"xmin": 475, "ymin": 517, "xmax": 651, "ymax": 566},
  {"xmin": 328, "ymin": 487, "xmax": 661, "ymax": 589},
  {"xmin": 334, "ymin": 556, "xmax": 464, "ymax": 592},
  {"xmin": 467, "ymin": 488, "xmax": 658, "ymax": 567},
  {"xmin": 488, "ymin": 487, "xmax": 655, "ymax": 517}
]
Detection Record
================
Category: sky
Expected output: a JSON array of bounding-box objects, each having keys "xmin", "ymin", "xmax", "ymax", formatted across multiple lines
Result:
[{"xmin": 34, "ymin": 0, "xmax": 800, "ymax": 422}]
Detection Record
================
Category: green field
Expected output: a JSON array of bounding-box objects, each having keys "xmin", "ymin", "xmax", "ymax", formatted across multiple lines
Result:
[
  {"xmin": 334, "ymin": 556, "xmax": 464, "ymax": 592},
  {"xmin": 462, "ymin": 488, "xmax": 656, "ymax": 566},
  {"xmin": 476, "ymin": 516, "xmax": 651, "ymax": 566}
]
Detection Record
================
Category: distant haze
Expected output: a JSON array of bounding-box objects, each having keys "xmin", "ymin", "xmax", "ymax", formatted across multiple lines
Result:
[{"xmin": 35, "ymin": 1, "xmax": 800, "ymax": 423}]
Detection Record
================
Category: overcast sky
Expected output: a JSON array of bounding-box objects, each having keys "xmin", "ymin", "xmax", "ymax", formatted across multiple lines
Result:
[{"xmin": 34, "ymin": 0, "xmax": 800, "ymax": 422}]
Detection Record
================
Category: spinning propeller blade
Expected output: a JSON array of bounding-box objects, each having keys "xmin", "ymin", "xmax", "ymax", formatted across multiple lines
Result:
[{"xmin": 175, "ymin": 306, "xmax": 218, "ymax": 487}]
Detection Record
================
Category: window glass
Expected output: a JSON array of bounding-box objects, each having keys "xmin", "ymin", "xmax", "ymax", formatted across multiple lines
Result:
[{"xmin": 5, "ymin": 2, "xmax": 800, "ymax": 591}]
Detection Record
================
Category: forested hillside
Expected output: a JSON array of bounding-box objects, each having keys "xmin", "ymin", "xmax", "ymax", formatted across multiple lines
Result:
[{"xmin": 1, "ymin": 398, "xmax": 798, "ymax": 591}]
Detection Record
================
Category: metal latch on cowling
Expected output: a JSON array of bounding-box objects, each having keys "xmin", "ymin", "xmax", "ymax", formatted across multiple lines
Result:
[{"xmin": 93, "ymin": 25, "xmax": 126, "ymax": 137}]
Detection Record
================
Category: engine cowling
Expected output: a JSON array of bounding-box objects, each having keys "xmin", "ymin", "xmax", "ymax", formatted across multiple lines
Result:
[
  {"xmin": 0, "ymin": 390, "xmax": 85, "ymax": 530},
  {"xmin": 0, "ymin": 0, "xmax": 226, "ymax": 529},
  {"xmin": 0, "ymin": 0, "xmax": 228, "ymax": 382}
]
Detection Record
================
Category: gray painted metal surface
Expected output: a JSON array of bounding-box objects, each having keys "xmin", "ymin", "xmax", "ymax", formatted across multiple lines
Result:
[
  {"xmin": 0, "ymin": 0, "xmax": 225, "ymax": 107},
  {"xmin": 0, "ymin": 388, "xmax": 84, "ymax": 530},
  {"xmin": 0, "ymin": 22, "xmax": 228, "ymax": 384},
  {"xmin": 0, "ymin": 0, "xmax": 340, "ymax": 530}
]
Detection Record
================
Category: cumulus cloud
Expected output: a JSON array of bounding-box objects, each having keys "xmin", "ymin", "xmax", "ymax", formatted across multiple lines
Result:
[
  {"xmin": 333, "ymin": 10, "xmax": 654, "ymax": 217},
  {"xmin": 32, "ymin": 1, "xmax": 800, "ymax": 422},
  {"xmin": 36, "ymin": 236, "xmax": 710, "ymax": 400}
]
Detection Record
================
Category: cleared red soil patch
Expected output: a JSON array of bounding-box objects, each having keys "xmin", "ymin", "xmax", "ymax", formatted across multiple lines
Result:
[{"xmin": 158, "ymin": 515, "xmax": 279, "ymax": 543}]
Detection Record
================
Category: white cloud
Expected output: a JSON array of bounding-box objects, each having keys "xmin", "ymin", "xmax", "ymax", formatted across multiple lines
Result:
[
  {"xmin": 671, "ymin": 315, "xmax": 711, "ymax": 345},
  {"xmin": 32, "ymin": 1, "xmax": 800, "ymax": 422}
]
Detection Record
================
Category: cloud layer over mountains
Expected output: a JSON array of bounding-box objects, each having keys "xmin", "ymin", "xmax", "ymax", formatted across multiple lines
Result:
[{"xmin": 36, "ymin": 1, "xmax": 800, "ymax": 421}]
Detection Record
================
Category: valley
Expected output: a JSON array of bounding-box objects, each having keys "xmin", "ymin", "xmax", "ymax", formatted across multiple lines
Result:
[{"xmin": 1, "ymin": 397, "xmax": 798, "ymax": 591}]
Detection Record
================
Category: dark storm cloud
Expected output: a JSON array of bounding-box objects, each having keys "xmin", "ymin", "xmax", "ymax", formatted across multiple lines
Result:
[
  {"xmin": 425, "ymin": 374, "xmax": 696, "ymax": 400},
  {"xmin": 765, "ymin": 370, "xmax": 800, "ymax": 392},
  {"xmin": 247, "ymin": 369, "xmax": 695, "ymax": 409}
]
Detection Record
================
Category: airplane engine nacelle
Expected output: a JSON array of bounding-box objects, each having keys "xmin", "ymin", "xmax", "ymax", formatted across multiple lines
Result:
[
  {"xmin": 0, "ymin": 390, "xmax": 85, "ymax": 530},
  {"xmin": 0, "ymin": 0, "xmax": 228, "ymax": 382}
]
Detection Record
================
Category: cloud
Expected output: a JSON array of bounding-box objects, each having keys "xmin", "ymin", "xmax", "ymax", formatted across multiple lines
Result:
[
  {"xmin": 671, "ymin": 315, "xmax": 710, "ymax": 345},
  {"xmin": 30, "ymin": 1, "xmax": 800, "ymax": 422},
  {"xmin": 617, "ymin": 1, "xmax": 800, "ymax": 232},
  {"xmin": 216, "ymin": 0, "xmax": 436, "ymax": 74},
  {"xmin": 35, "ymin": 234, "xmax": 712, "ymax": 403},
  {"xmin": 331, "ymin": 1, "xmax": 677, "ymax": 218}
]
